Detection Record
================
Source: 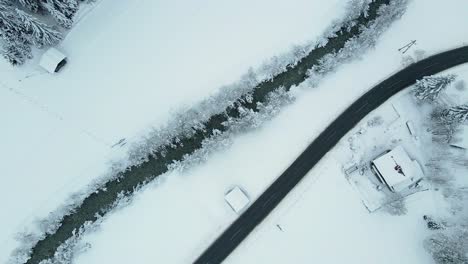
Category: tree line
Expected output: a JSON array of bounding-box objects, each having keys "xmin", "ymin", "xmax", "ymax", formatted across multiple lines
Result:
[
  {"xmin": 412, "ymin": 74, "xmax": 468, "ymax": 263},
  {"xmin": 0, "ymin": 0, "xmax": 80, "ymax": 65},
  {"xmin": 413, "ymin": 74, "xmax": 468, "ymax": 132}
]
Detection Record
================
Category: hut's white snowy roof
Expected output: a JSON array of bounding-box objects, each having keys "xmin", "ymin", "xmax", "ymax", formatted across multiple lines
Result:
[
  {"xmin": 224, "ymin": 186, "xmax": 249, "ymax": 214},
  {"xmin": 39, "ymin": 48, "xmax": 66, "ymax": 73},
  {"xmin": 372, "ymin": 146, "xmax": 423, "ymax": 192},
  {"xmin": 450, "ymin": 124, "xmax": 468, "ymax": 149}
]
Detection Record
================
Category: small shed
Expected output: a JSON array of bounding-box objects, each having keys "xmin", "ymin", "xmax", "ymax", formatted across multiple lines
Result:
[
  {"xmin": 224, "ymin": 186, "xmax": 250, "ymax": 214},
  {"xmin": 39, "ymin": 48, "xmax": 67, "ymax": 73},
  {"xmin": 450, "ymin": 124, "xmax": 468, "ymax": 149},
  {"xmin": 371, "ymin": 146, "xmax": 423, "ymax": 192}
]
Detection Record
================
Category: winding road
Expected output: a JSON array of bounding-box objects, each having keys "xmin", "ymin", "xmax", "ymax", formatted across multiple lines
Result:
[{"xmin": 195, "ymin": 46, "xmax": 468, "ymax": 264}]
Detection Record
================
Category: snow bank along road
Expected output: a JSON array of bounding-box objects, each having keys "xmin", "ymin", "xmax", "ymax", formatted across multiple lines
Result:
[
  {"xmin": 25, "ymin": 1, "xmax": 392, "ymax": 263},
  {"xmin": 195, "ymin": 46, "xmax": 468, "ymax": 264}
]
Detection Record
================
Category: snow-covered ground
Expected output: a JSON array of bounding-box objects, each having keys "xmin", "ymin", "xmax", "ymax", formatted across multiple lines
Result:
[
  {"xmin": 3, "ymin": 0, "xmax": 468, "ymax": 263},
  {"xmin": 226, "ymin": 154, "xmax": 439, "ymax": 264},
  {"xmin": 226, "ymin": 65, "xmax": 468, "ymax": 264},
  {"xmin": 0, "ymin": 0, "xmax": 349, "ymax": 261},
  {"xmin": 69, "ymin": 0, "xmax": 468, "ymax": 263}
]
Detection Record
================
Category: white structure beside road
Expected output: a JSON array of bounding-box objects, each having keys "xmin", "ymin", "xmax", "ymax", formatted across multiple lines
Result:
[
  {"xmin": 371, "ymin": 146, "xmax": 424, "ymax": 192},
  {"xmin": 225, "ymin": 186, "xmax": 250, "ymax": 214}
]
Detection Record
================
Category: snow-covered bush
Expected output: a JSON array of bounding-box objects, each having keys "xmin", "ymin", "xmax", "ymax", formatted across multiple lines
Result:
[
  {"xmin": 315, "ymin": 0, "xmax": 373, "ymax": 47},
  {"xmin": 15, "ymin": 8, "xmax": 62, "ymax": 47},
  {"xmin": 413, "ymin": 49, "xmax": 427, "ymax": 61},
  {"xmin": 38, "ymin": 222, "xmax": 94, "ymax": 264},
  {"xmin": 401, "ymin": 49, "xmax": 427, "ymax": 67},
  {"xmin": 306, "ymin": 0, "xmax": 408, "ymax": 86},
  {"xmin": 413, "ymin": 74, "xmax": 457, "ymax": 103},
  {"xmin": 367, "ymin": 115, "xmax": 384, "ymax": 127},
  {"xmin": 423, "ymin": 215, "xmax": 446, "ymax": 230},
  {"xmin": 382, "ymin": 197, "xmax": 407, "ymax": 216},
  {"xmin": 168, "ymin": 87, "xmax": 295, "ymax": 172},
  {"xmin": 400, "ymin": 55, "xmax": 415, "ymax": 67}
]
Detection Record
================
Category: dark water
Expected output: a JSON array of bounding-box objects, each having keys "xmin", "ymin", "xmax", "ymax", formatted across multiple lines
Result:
[{"xmin": 26, "ymin": 0, "xmax": 390, "ymax": 263}]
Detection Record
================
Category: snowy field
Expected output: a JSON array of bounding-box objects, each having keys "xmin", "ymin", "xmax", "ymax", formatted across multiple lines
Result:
[
  {"xmin": 70, "ymin": 0, "xmax": 468, "ymax": 263},
  {"xmin": 2, "ymin": 0, "xmax": 468, "ymax": 263},
  {"xmin": 0, "ymin": 0, "xmax": 349, "ymax": 261},
  {"xmin": 226, "ymin": 152, "xmax": 440, "ymax": 264},
  {"xmin": 226, "ymin": 66, "xmax": 468, "ymax": 264}
]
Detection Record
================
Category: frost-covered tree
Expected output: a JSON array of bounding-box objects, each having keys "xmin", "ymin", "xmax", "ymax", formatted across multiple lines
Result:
[
  {"xmin": 400, "ymin": 55, "xmax": 415, "ymax": 67},
  {"xmin": 1, "ymin": 41, "xmax": 31, "ymax": 65},
  {"xmin": 442, "ymin": 104, "xmax": 468, "ymax": 124},
  {"xmin": 413, "ymin": 49, "xmax": 427, "ymax": 61},
  {"xmin": 413, "ymin": 74, "xmax": 457, "ymax": 102},
  {"xmin": 0, "ymin": 0, "xmax": 62, "ymax": 64},
  {"xmin": 42, "ymin": 0, "xmax": 78, "ymax": 28},
  {"xmin": 0, "ymin": 1, "xmax": 32, "ymax": 64},
  {"xmin": 343, "ymin": 0, "xmax": 372, "ymax": 27},
  {"xmin": 15, "ymin": 8, "xmax": 62, "ymax": 47},
  {"xmin": 18, "ymin": 0, "xmax": 78, "ymax": 28}
]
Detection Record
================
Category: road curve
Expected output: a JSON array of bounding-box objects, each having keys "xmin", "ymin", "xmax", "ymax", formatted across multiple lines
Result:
[{"xmin": 195, "ymin": 46, "xmax": 468, "ymax": 264}]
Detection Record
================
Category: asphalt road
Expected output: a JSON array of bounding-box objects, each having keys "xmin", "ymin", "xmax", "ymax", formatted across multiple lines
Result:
[{"xmin": 195, "ymin": 46, "xmax": 468, "ymax": 264}]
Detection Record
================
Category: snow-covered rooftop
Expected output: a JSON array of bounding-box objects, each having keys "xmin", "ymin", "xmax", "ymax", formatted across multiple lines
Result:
[
  {"xmin": 225, "ymin": 186, "xmax": 250, "ymax": 214},
  {"xmin": 450, "ymin": 124, "xmax": 468, "ymax": 149},
  {"xmin": 39, "ymin": 48, "xmax": 66, "ymax": 73},
  {"xmin": 372, "ymin": 146, "xmax": 423, "ymax": 192}
]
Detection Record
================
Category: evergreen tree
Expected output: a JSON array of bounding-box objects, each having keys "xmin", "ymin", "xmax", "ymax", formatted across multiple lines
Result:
[
  {"xmin": 18, "ymin": 0, "xmax": 79, "ymax": 28},
  {"xmin": 413, "ymin": 74, "xmax": 457, "ymax": 102},
  {"xmin": 1, "ymin": 41, "xmax": 31, "ymax": 65},
  {"xmin": 15, "ymin": 8, "xmax": 61, "ymax": 47},
  {"xmin": 0, "ymin": 0, "xmax": 62, "ymax": 65},
  {"xmin": 0, "ymin": 1, "xmax": 33, "ymax": 64}
]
